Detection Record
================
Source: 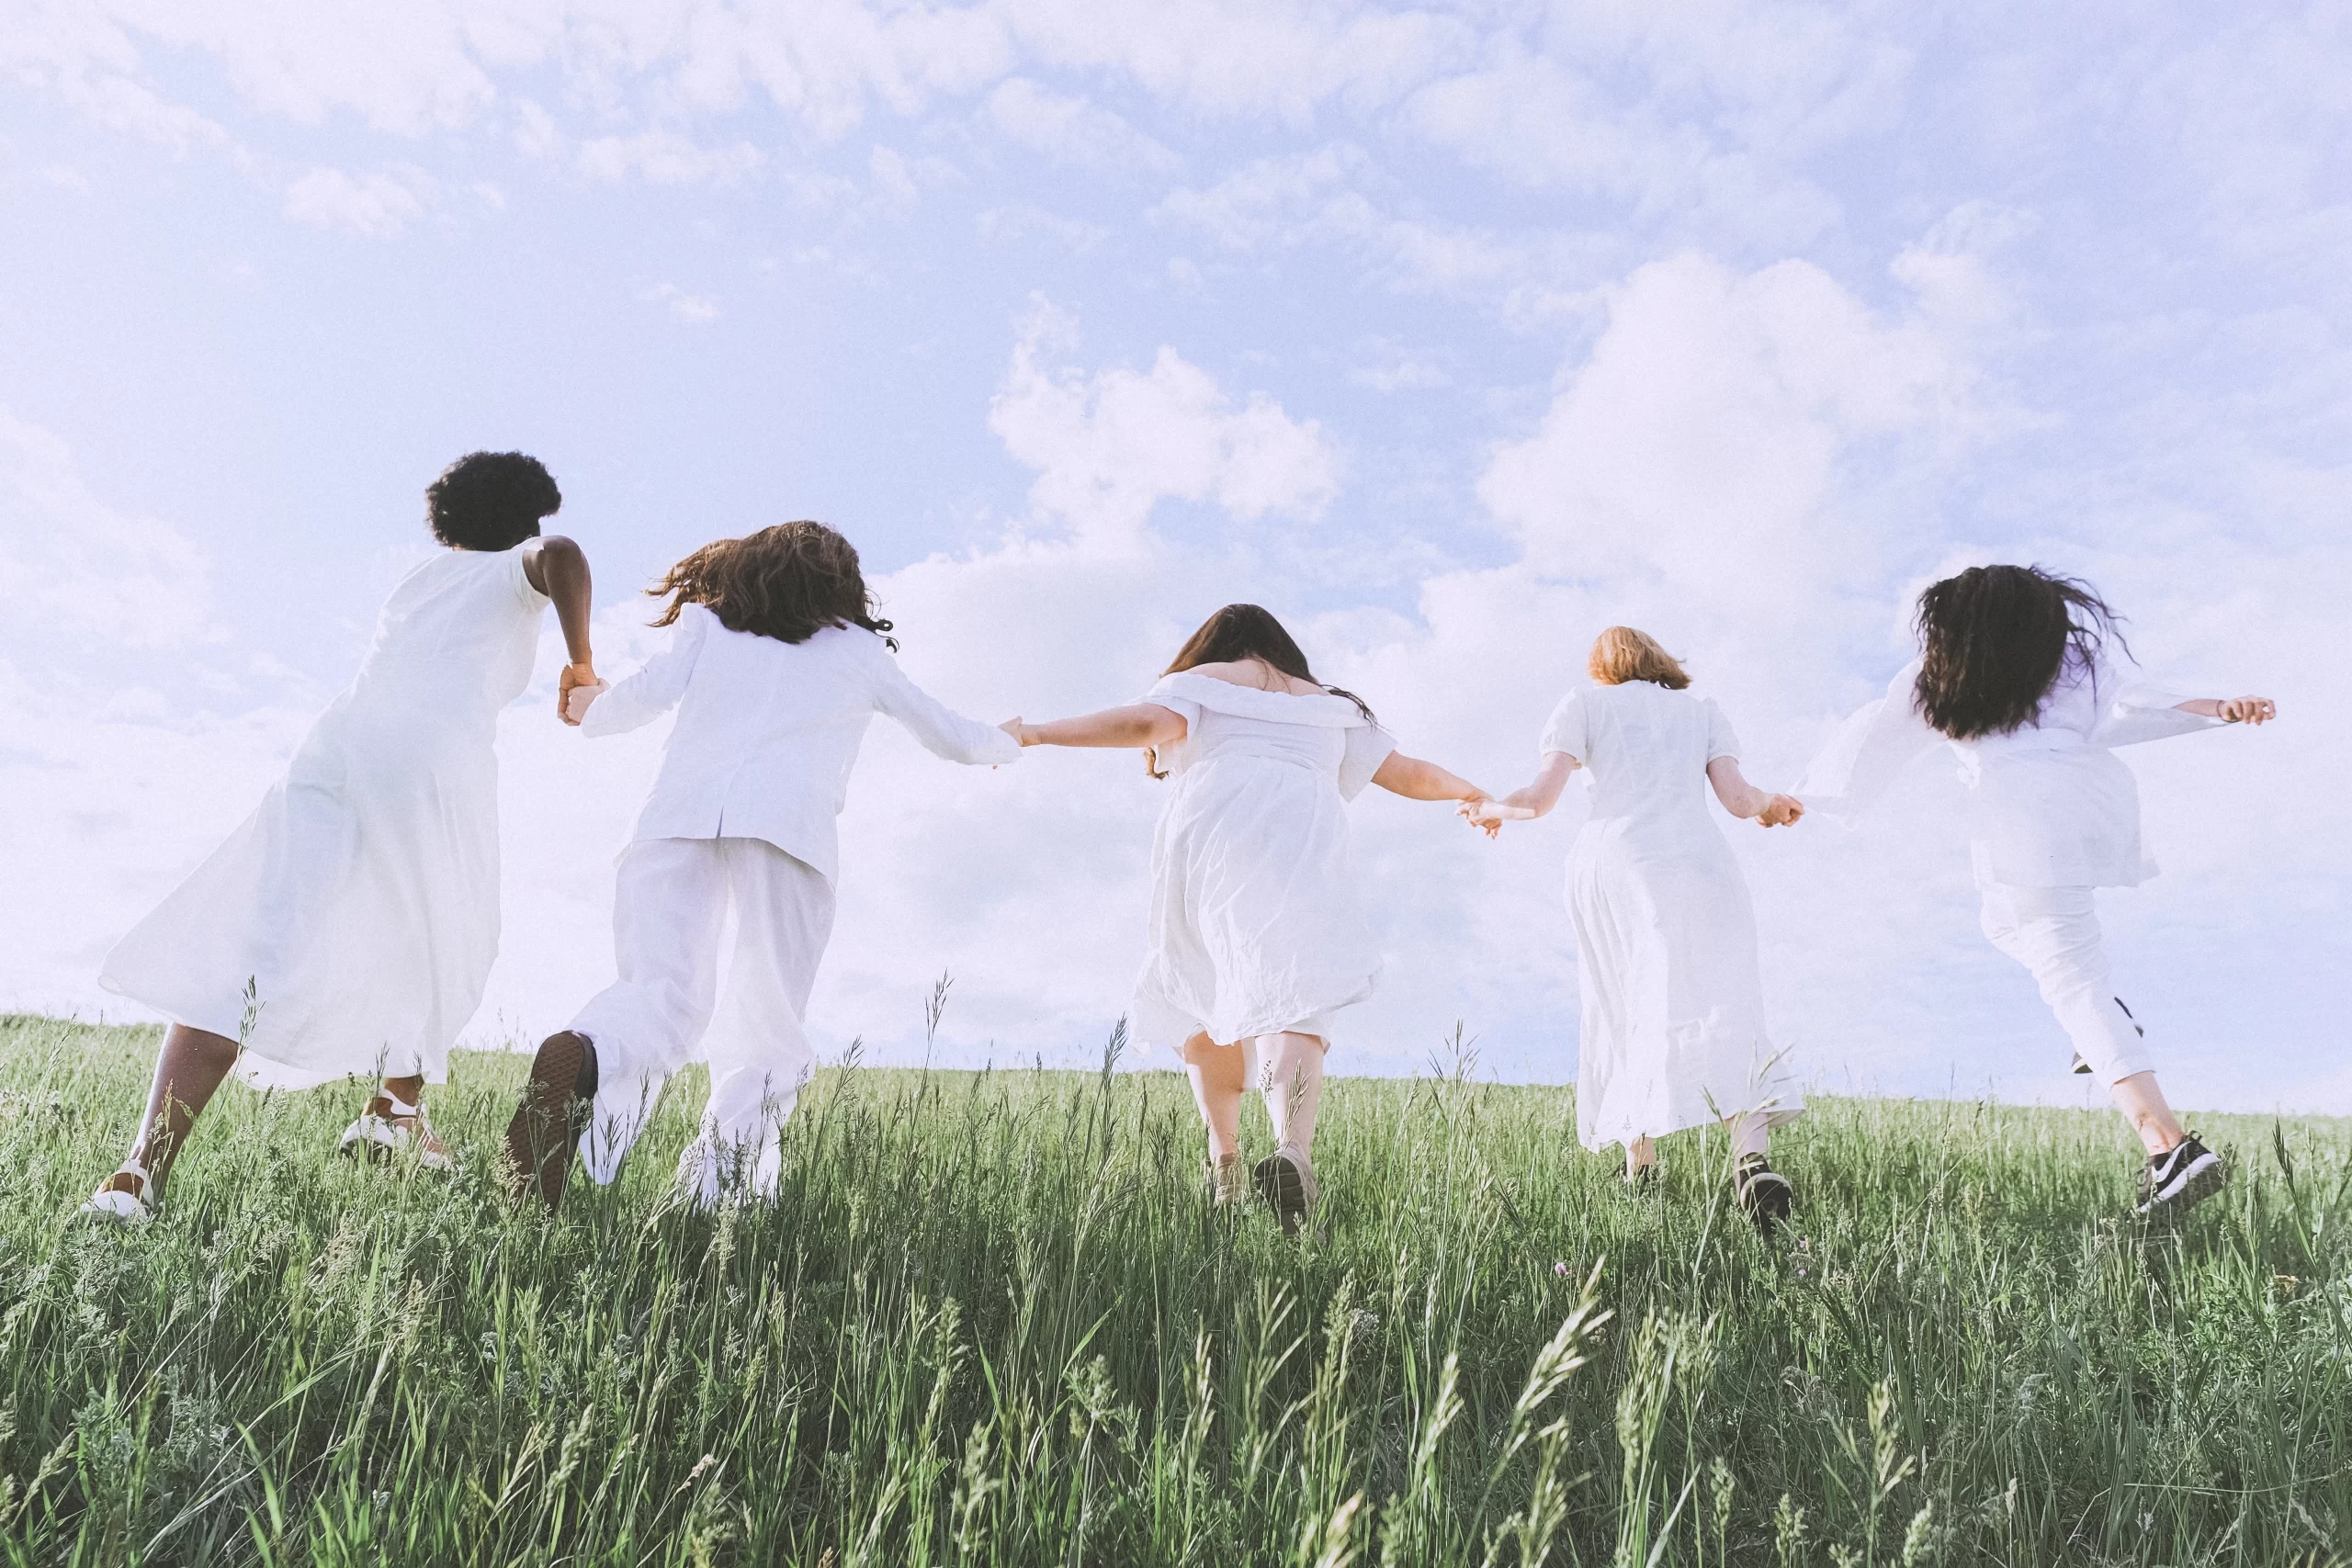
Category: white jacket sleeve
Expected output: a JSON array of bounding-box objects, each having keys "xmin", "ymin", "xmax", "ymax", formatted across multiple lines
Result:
[
  {"xmin": 2092, "ymin": 658, "xmax": 2223, "ymax": 749},
  {"xmin": 579, "ymin": 604, "xmax": 709, "ymax": 738},
  {"xmin": 1796, "ymin": 660, "xmax": 1942, "ymax": 823},
  {"xmin": 871, "ymin": 651, "xmax": 1021, "ymax": 765}
]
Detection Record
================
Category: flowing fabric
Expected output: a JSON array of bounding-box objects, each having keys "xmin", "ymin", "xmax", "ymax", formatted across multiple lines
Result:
[
  {"xmin": 1129, "ymin": 672, "xmax": 1396, "ymax": 1052},
  {"xmin": 1541, "ymin": 682, "xmax": 1803, "ymax": 1152},
  {"xmin": 100, "ymin": 547, "xmax": 548, "ymax": 1087}
]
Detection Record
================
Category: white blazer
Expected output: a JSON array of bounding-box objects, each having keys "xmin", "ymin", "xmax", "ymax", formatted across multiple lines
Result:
[
  {"xmin": 1797, "ymin": 646, "xmax": 2216, "ymax": 888},
  {"xmin": 578, "ymin": 604, "xmax": 1018, "ymax": 881}
]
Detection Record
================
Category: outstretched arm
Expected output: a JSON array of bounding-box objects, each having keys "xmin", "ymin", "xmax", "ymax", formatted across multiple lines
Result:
[
  {"xmin": 1460, "ymin": 751, "xmax": 1579, "ymax": 837},
  {"xmin": 1003, "ymin": 705, "xmax": 1189, "ymax": 750},
  {"xmin": 1371, "ymin": 751, "xmax": 1489, "ymax": 804},
  {"xmin": 523, "ymin": 536, "xmax": 597, "ymax": 725},
  {"xmin": 2173, "ymin": 695, "xmax": 2277, "ymax": 725},
  {"xmin": 1707, "ymin": 756, "xmax": 1803, "ymax": 827}
]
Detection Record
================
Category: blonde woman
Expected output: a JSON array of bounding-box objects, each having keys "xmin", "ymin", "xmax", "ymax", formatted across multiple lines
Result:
[
  {"xmin": 1004, "ymin": 604, "xmax": 1493, "ymax": 1235},
  {"xmin": 1465, "ymin": 627, "xmax": 1804, "ymax": 1228}
]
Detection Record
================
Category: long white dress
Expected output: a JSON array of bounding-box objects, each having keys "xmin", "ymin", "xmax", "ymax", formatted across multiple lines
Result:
[
  {"xmin": 1541, "ymin": 682, "xmax": 1803, "ymax": 1152},
  {"xmin": 99, "ymin": 546, "xmax": 549, "ymax": 1088},
  {"xmin": 1130, "ymin": 672, "xmax": 1396, "ymax": 1052}
]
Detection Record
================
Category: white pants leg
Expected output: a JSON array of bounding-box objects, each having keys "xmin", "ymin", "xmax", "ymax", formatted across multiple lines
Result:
[
  {"xmin": 1977, "ymin": 883, "xmax": 2153, "ymax": 1084},
  {"xmin": 570, "ymin": 838, "xmax": 834, "ymax": 1194},
  {"xmin": 676, "ymin": 841, "xmax": 833, "ymax": 1204}
]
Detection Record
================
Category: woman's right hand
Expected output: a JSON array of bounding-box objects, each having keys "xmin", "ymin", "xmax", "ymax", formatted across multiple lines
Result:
[
  {"xmin": 1756, "ymin": 794, "xmax": 1804, "ymax": 828},
  {"xmin": 999, "ymin": 717, "xmax": 1033, "ymax": 746},
  {"xmin": 2219, "ymin": 695, "xmax": 2276, "ymax": 725}
]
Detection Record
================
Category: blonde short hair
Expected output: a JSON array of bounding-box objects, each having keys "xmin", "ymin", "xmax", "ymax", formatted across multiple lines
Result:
[{"xmin": 1589, "ymin": 626, "xmax": 1690, "ymax": 689}]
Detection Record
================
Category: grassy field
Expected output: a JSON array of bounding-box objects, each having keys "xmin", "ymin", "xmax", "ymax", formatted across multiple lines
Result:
[{"xmin": 0, "ymin": 1013, "xmax": 2346, "ymax": 1567}]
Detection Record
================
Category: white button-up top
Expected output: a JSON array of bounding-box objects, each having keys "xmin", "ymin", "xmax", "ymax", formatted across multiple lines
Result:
[
  {"xmin": 579, "ymin": 604, "xmax": 1018, "ymax": 882},
  {"xmin": 1797, "ymin": 647, "xmax": 2217, "ymax": 888}
]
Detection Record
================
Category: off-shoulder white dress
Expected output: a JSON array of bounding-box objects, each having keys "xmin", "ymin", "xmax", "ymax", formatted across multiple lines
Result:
[
  {"xmin": 1541, "ymin": 682, "xmax": 1803, "ymax": 1152},
  {"xmin": 1130, "ymin": 672, "xmax": 1396, "ymax": 1052},
  {"xmin": 99, "ymin": 546, "xmax": 548, "ymax": 1088}
]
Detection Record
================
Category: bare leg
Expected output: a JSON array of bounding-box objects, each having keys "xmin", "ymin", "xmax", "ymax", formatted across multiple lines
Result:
[
  {"xmin": 124, "ymin": 1023, "xmax": 241, "ymax": 1194},
  {"xmin": 1624, "ymin": 1135, "xmax": 1657, "ymax": 1180},
  {"xmin": 2109, "ymin": 1071, "xmax": 2186, "ymax": 1157},
  {"xmin": 1256, "ymin": 1032, "xmax": 1327, "ymax": 1156},
  {"xmin": 1181, "ymin": 1032, "xmax": 1246, "ymax": 1162}
]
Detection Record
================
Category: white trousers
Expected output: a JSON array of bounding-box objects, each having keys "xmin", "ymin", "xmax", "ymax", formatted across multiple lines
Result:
[
  {"xmin": 570, "ymin": 837, "xmax": 835, "ymax": 1201},
  {"xmin": 1976, "ymin": 884, "xmax": 2153, "ymax": 1085}
]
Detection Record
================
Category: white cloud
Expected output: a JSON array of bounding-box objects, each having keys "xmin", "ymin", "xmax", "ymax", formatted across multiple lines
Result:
[
  {"xmin": 576, "ymin": 129, "xmax": 765, "ymax": 187},
  {"xmin": 282, "ymin": 164, "xmax": 435, "ymax": 235},
  {"xmin": 982, "ymin": 77, "xmax": 1178, "ymax": 174},
  {"xmin": 639, "ymin": 282, "xmax": 721, "ymax": 323},
  {"xmin": 988, "ymin": 299, "xmax": 1343, "ymax": 547}
]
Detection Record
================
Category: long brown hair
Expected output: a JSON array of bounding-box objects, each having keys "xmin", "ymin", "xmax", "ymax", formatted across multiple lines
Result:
[
  {"xmin": 1912, "ymin": 564, "xmax": 2123, "ymax": 739},
  {"xmin": 649, "ymin": 522, "xmax": 896, "ymax": 649},
  {"xmin": 1149, "ymin": 604, "xmax": 1372, "ymax": 777}
]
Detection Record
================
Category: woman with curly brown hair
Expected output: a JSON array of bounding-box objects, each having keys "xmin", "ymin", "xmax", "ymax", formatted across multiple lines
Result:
[
  {"xmin": 1799, "ymin": 564, "xmax": 2276, "ymax": 1215},
  {"xmin": 505, "ymin": 522, "xmax": 1017, "ymax": 1211}
]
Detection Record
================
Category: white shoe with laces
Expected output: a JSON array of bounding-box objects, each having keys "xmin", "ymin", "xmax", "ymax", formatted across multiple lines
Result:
[
  {"xmin": 84, "ymin": 1160, "xmax": 157, "ymax": 1223},
  {"xmin": 338, "ymin": 1094, "xmax": 454, "ymax": 1172}
]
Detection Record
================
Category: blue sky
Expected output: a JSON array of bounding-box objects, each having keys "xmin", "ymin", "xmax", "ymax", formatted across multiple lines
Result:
[{"xmin": 2, "ymin": 2, "xmax": 2346, "ymax": 1111}]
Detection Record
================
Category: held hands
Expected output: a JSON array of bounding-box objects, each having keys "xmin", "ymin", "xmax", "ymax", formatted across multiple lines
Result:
[
  {"xmin": 558, "ymin": 662, "xmax": 602, "ymax": 727},
  {"xmin": 999, "ymin": 717, "xmax": 1035, "ymax": 747},
  {"xmin": 1458, "ymin": 797, "xmax": 1537, "ymax": 840},
  {"xmin": 2219, "ymin": 695, "xmax": 2276, "ymax": 725},
  {"xmin": 1755, "ymin": 794, "xmax": 1804, "ymax": 828}
]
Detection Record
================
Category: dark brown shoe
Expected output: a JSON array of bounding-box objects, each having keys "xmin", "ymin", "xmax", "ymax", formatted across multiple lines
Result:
[
  {"xmin": 1252, "ymin": 1144, "xmax": 1318, "ymax": 1238},
  {"xmin": 504, "ymin": 1031, "xmax": 598, "ymax": 1211}
]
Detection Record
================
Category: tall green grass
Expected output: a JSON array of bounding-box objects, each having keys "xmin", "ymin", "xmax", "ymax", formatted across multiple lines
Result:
[{"xmin": 1, "ymin": 1011, "xmax": 2346, "ymax": 1566}]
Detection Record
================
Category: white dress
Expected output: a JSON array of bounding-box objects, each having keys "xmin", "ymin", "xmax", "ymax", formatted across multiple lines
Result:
[
  {"xmin": 1540, "ymin": 682, "xmax": 1803, "ymax": 1151},
  {"xmin": 1130, "ymin": 672, "xmax": 1397, "ymax": 1051},
  {"xmin": 1797, "ymin": 647, "xmax": 2217, "ymax": 887},
  {"xmin": 99, "ymin": 546, "xmax": 549, "ymax": 1087}
]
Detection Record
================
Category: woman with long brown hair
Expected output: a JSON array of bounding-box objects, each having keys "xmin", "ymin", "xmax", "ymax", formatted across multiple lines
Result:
[
  {"xmin": 504, "ymin": 521, "xmax": 1018, "ymax": 1211},
  {"xmin": 1001, "ymin": 604, "xmax": 1492, "ymax": 1234},
  {"xmin": 1800, "ymin": 564, "xmax": 2275, "ymax": 1214}
]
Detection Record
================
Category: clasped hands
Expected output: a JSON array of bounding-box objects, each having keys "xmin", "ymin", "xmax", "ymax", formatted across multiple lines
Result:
[{"xmin": 1456, "ymin": 791, "xmax": 1804, "ymax": 838}]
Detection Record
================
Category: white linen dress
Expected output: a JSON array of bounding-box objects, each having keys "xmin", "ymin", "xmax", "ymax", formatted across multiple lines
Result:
[
  {"xmin": 1541, "ymin": 682, "xmax": 1803, "ymax": 1152},
  {"xmin": 1797, "ymin": 644, "xmax": 2218, "ymax": 1082},
  {"xmin": 99, "ymin": 546, "xmax": 549, "ymax": 1088},
  {"xmin": 1130, "ymin": 672, "xmax": 1397, "ymax": 1053}
]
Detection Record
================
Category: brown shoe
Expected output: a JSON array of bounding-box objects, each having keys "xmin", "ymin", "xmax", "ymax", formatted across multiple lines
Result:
[
  {"xmin": 1206, "ymin": 1153, "xmax": 1248, "ymax": 1206},
  {"xmin": 1252, "ymin": 1144, "xmax": 1318, "ymax": 1237},
  {"xmin": 503, "ymin": 1032, "xmax": 598, "ymax": 1211}
]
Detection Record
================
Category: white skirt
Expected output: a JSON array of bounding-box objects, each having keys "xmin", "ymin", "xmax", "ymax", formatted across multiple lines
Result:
[
  {"xmin": 1131, "ymin": 753, "xmax": 1380, "ymax": 1050},
  {"xmin": 99, "ymin": 696, "xmax": 503, "ymax": 1089}
]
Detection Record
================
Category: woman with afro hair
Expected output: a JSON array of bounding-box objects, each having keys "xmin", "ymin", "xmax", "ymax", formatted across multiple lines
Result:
[{"xmin": 86, "ymin": 451, "xmax": 596, "ymax": 1220}]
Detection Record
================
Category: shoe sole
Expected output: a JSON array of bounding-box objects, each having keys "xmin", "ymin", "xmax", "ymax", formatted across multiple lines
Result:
[
  {"xmin": 2138, "ymin": 1150, "xmax": 2226, "ymax": 1215},
  {"xmin": 504, "ymin": 1032, "xmax": 597, "ymax": 1211},
  {"xmin": 1738, "ymin": 1171, "xmax": 1793, "ymax": 1235},
  {"xmin": 1252, "ymin": 1153, "xmax": 1309, "ymax": 1237}
]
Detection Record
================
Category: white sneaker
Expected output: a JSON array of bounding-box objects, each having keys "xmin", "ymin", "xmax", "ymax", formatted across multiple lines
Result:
[
  {"xmin": 83, "ymin": 1161, "xmax": 156, "ymax": 1223},
  {"xmin": 338, "ymin": 1094, "xmax": 454, "ymax": 1172}
]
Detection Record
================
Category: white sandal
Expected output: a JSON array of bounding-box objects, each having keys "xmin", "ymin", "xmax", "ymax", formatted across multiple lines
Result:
[
  {"xmin": 338, "ymin": 1094, "xmax": 454, "ymax": 1172},
  {"xmin": 84, "ymin": 1160, "xmax": 156, "ymax": 1223}
]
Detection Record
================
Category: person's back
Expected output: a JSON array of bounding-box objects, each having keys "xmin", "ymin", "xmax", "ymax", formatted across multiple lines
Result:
[
  {"xmin": 351, "ymin": 547, "xmax": 548, "ymax": 723},
  {"xmin": 1571, "ymin": 681, "xmax": 1726, "ymax": 829}
]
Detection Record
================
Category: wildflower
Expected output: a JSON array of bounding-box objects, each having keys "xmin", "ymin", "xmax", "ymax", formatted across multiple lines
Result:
[{"xmin": 1554, "ymin": 1260, "xmax": 1569, "ymax": 1276}]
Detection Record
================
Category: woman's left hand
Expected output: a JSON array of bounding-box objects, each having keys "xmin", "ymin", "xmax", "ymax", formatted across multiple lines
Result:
[
  {"xmin": 2219, "ymin": 695, "xmax": 2276, "ymax": 725},
  {"xmin": 1755, "ymin": 794, "xmax": 1804, "ymax": 828}
]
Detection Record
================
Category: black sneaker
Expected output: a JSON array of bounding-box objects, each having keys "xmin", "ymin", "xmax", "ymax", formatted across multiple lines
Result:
[
  {"xmin": 1736, "ymin": 1153, "xmax": 1793, "ymax": 1234},
  {"xmin": 2136, "ymin": 1134, "xmax": 2225, "ymax": 1215},
  {"xmin": 504, "ymin": 1031, "xmax": 599, "ymax": 1211}
]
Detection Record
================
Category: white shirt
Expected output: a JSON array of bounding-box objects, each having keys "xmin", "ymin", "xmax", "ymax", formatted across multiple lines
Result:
[
  {"xmin": 1797, "ymin": 647, "xmax": 2216, "ymax": 887},
  {"xmin": 579, "ymin": 604, "xmax": 1018, "ymax": 881}
]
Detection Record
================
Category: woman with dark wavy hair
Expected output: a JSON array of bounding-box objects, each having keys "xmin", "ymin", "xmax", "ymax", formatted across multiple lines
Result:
[
  {"xmin": 504, "ymin": 522, "xmax": 1017, "ymax": 1211},
  {"xmin": 1799, "ymin": 564, "xmax": 2275, "ymax": 1215},
  {"xmin": 86, "ymin": 452, "xmax": 595, "ymax": 1221},
  {"xmin": 1001, "ymin": 604, "xmax": 1493, "ymax": 1235}
]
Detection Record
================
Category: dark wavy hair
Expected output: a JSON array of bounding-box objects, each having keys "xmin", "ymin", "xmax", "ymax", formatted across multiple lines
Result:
[
  {"xmin": 1152, "ymin": 604, "xmax": 1372, "ymax": 777},
  {"xmin": 425, "ymin": 452, "xmax": 561, "ymax": 550},
  {"xmin": 1912, "ymin": 564, "xmax": 2127, "ymax": 739},
  {"xmin": 648, "ymin": 522, "xmax": 896, "ymax": 649}
]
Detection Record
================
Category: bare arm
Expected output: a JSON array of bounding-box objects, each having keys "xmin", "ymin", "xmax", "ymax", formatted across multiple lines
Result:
[
  {"xmin": 1707, "ymin": 756, "xmax": 1803, "ymax": 827},
  {"xmin": 2173, "ymin": 695, "xmax": 2277, "ymax": 724},
  {"xmin": 1004, "ymin": 705, "xmax": 1189, "ymax": 750},
  {"xmin": 1459, "ymin": 751, "xmax": 1580, "ymax": 837},
  {"xmin": 523, "ymin": 536, "xmax": 597, "ymax": 725},
  {"xmin": 1371, "ymin": 751, "xmax": 1490, "ymax": 804}
]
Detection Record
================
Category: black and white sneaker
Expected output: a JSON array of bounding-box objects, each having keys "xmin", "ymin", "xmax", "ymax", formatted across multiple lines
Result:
[
  {"xmin": 1736, "ymin": 1154, "xmax": 1793, "ymax": 1234},
  {"xmin": 2136, "ymin": 1134, "xmax": 2225, "ymax": 1216}
]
